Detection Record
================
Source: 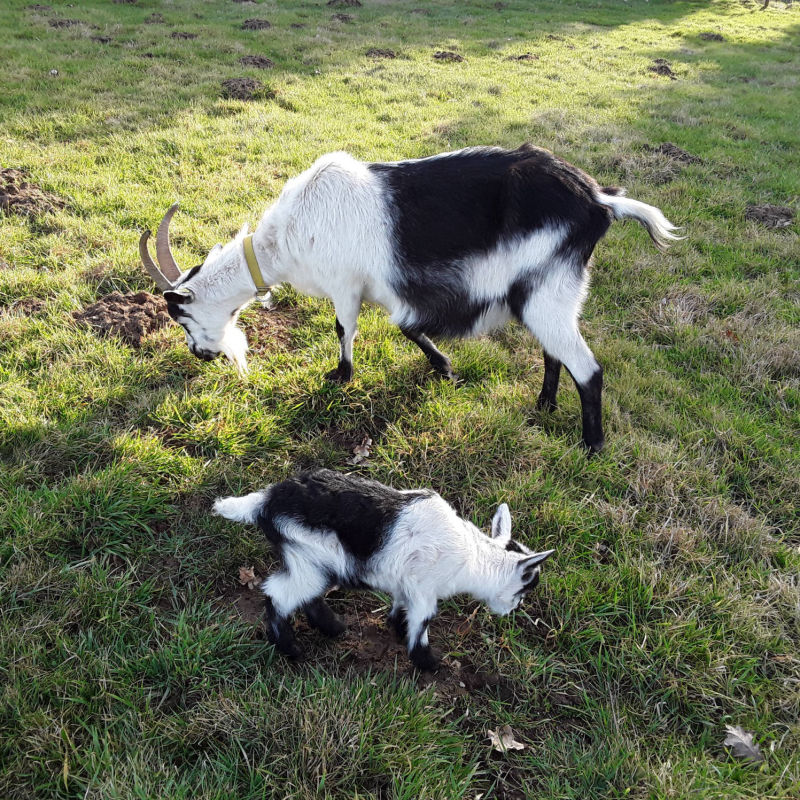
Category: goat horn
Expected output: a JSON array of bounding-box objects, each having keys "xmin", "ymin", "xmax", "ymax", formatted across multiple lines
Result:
[
  {"xmin": 155, "ymin": 202, "xmax": 183, "ymax": 282},
  {"xmin": 139, "ymin": 229, "xmax": 174, "ymax": 292}
]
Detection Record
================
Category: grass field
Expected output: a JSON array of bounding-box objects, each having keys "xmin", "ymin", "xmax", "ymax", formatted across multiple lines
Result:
[{"xmin": 1, "ymin": 0, "xmax": 799, "ymax": 797}]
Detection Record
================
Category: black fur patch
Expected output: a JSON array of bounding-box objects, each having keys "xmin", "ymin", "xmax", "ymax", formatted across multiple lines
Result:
[
  {"xmin": 260, "ymin": 469, "xmax": 432, "ymax": 560},
  {"xmin": 369, "ymin": 144, "xmax": 614, "ymax": 337},
  {"xmin": 505, "ymin": 540, "xmax": 525, "ymax": 553}
]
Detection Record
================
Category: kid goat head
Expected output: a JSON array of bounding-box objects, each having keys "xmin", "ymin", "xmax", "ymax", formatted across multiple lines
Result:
[
  {"xmin": 213, "ymin": 468, "xmax": 554, "ymax": 671},
  {"xmin": 143, "ymin": 145, "xmax": 681, "ymax": 451}
]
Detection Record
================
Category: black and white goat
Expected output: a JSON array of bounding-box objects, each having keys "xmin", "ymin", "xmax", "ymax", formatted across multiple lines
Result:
[
  {"xmin": 141, "ymin": 144, "xmax": 679, "ymax": 452},
  {"xmin": 213, "ymin": 469, "xmax": 553, "ymax": 671}
]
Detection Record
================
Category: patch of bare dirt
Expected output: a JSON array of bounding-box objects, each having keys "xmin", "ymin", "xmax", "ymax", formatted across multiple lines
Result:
[
  {"xmin": 0, "ymin": 168, "xmax": 66, "ymax": 217},
  {"xmin": 239, "ymin": 55, "xmax": 274, "ymax": 68},
  {"xmin": 290, "ymin": 22, "xmax": 305, "ymax": 28},
  {"xmin": 330, "ymin": 12, "xmax": 354, "ymax": 22},
  {"xmin": 699, "ymin": 32, "xmax": 725, "ymax": 41},
  {"xmin": 3, "ymin": 297, "xmax": 47, "ymax": 316},
  {"xmin": 745, "ymin": 204, "xmax": 794, "ymax": 228},
  {"xmin": 113, "ymin": 0, "xmax": 137, "ymax": 4},
  {"xmin": 648, "ymin": 58, "xmax": 677, "ymax": 79},
  {"xmin": 90, "ymin": 35, "xmax": 113, "ymax": 43},
  {"xmin": 411, "ymin": 7, "xmax": 430, "ymax": 14},
  {"xmin": 506, "ymin": 52, "xmax": 539, "ymax": 61},
  {"xmin": 144, "ymin": 12, "xmax": 164, "ymax": 23},
  {"xmin": 366, "ymin": 48, "xmax": 396, "ymax": 59},
  {"xmin": 242, "ymin": 18, "xmax": 271, "ymax": 30},
  {"xmin": 220, "ymin": 77, "xmax": 270, "ymax": 100},
  {"xmin": 647, "ymin": 141, "xmax": 702, "ymax": 164},
  {"xmin": 328, "ymin": 0, "xmax": 361, "ymax": 5},
  {"xmin": 72, "ymin": 291, "xmax": 171, "ymax": 347},
  {"xmin": 48, "ymin": 17, "xmax": 82, "ymax": 28},
  {"xmin": 242, "ymin": 306, "xmax": 301, "ymax": 353},
  {"xmin": 434, "ymin": 50, "xmax": 464, "ymax": 62},
  {"xmin": 27, "ymin": 3, "xmax": 51, "ymax": 10},
  {"xmin": 171, "ymin": 31, "xmax": 197, "ymax": 39}
]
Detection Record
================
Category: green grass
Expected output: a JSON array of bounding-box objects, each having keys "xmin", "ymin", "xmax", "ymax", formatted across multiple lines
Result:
[{"xmin": 1, "ymin": 0, "xmax": 799, "ymax": 797}]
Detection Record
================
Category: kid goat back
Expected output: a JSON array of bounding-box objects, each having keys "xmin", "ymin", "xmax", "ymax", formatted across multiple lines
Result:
[
  {"xmin": 141, "ymin": 144, "xmax": 680, "ymax": 452},
  {"xmin": 214, "ymin": 469, "xmax": 554, "ymax": 671}
]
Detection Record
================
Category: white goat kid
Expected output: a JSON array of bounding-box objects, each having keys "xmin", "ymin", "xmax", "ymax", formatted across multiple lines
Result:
[
  {"xmin": 142, "ymin": 145, "xmax": 680, "ymax": 452},
  {"xmin": 213, "ymin": 469, "xmax": 554, "ymax": 671}
]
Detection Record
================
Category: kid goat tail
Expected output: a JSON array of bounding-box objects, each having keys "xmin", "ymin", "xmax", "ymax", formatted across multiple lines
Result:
[
  {"xmin": 212, "ymin": 490, "xmax": 269, "ymax": 524},
  {"xmin": 596, "ymin": 190, "xmax": 683, "ymax": 251}
]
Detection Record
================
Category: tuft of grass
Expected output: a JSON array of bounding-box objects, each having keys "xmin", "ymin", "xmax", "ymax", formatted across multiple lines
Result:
[{"xmin": 1, "ymin": 0, "xmax": 799, "ymax": 797}]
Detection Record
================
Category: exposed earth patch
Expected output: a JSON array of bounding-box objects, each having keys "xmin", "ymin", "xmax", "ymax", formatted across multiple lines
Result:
[
  {"xmin": 239, "ymin": 55, "xmax": 274, "ymax": 68},
  {"xmin": 366, "ymin": 48, "xmax": 396, "ymax": 59},
  {"xmin": 3, "ymin": 297, "xmax": 47, "ymax": 316},
  {"xmin": 330, "ymin": 12, "xmax": 354, "ymax": 22},
  {"xmin": 328, "ymin": 0, "xmax": 361, "ymax": 6},
  {"xmin": 144, "ymin": 12, "xmax": 164, "ymax": 23},
  {"xmin": 434, "ymin": 50, "xmax": 464, "ymax": 62},
  {"xmin": 745, "ymin": 203, "xmax": 794, "ymax": 228},
  {"xmin": 48, "ymin": 17, "xmax": 82, "ymax": 28},
  {"xmin": 73, "ymin": 291, "xmax": 171, "ymax": 347},
  {"xmin": 649, "ymin": 58, "xmax": 677, "ymax": 79},
  {"xmin": 505, "ymin": 52, "xmax": 538, "ymax": 61},
  {"xmin": 647, "ymin": 142, "xmax": 702, "ymax": 163},
  {"xmin": 699, "ymin": 32, "xmax": 725, "ymax": 41},
  {"xmin": 241, "ymin": 305, "xmax": 301, "ymax": 355},
  {"xmin": 0, "ymin": 168, "xmax": 66, "ymax": 217},
  {"xmin": 220, "ymin": 77, "xmax": 270, "ymax": 100},
  {"xmin": 171, "ymin": 31, "xmax": 198, "ymax": 39},
  {"xmin": 242, "ymin": 18, "xmax": 271, "ymax": 30}
]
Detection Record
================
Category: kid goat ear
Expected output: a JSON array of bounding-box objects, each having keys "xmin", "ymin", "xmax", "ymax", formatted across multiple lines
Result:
[
  {"xmin": 520, "ymin": 549, "xmax": 556, "ymax": 576},
  {"xmin": 491, "ymin": 502, "xmax": 512, "ymax": 546}
]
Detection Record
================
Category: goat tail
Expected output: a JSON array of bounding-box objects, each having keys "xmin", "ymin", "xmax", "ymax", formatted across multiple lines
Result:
[
  {"xmin": 596, "ymin": 190, "xmax": 683, "ymax": 251},
  {"xmin": 213, "ymin": 489, "xmax": 270, "ymax": 524}
]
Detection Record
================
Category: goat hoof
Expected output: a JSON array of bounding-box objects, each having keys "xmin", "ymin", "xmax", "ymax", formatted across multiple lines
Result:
[
  {"xmin": 319, "ymin": 616, "xmax": 347, "ymax": 638},
  {"xmin": 325, "ymin": 365, "xmax": 353, "ymax": 384},
  {"xmin": 583, "ymin": 438, "xmax": 605, "ymax": 457},
  {"xmin": 535, "ymin": 396, "xmax": 557, "ymax": 412},
  {"xmin": 410, "ymin": 646, "xmax": 441, "ymax": 673}
]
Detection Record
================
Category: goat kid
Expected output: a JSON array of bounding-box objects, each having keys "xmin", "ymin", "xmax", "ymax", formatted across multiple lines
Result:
[
  {"xmin": 142, "ymin": 144, "xmax": 680, "ymax": 452},
  {"xmin": 213, "ymin": 469, "xmax": 554, "ymax": 671}
]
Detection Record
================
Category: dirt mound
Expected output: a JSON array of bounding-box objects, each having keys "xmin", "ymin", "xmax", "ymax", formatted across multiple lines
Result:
[
  {"xmin": 242, "ymin": 18, "xmax": 271, "ymax": 30},
  {"xmin": 221, "ymin": 77, "xmax": 269, "ymax": 100},
  {"xmin": 434, "ymin": 50, "xmax": 464, "ymax": 62},
  {"xmin": 144, "ymin": 12, "xmax": 164, "ymax": 23},
  {"xmin": 506, "ymin": 52, "xmax": 538, "ymax": 61},
  {"xmin": 648, "ymin": 142, "xmax": 702, "ymax": 164},
  {"xmin": 4, "ymin": 297, "xmax": 47, "ymax": 316},
  {"xmin": 171, "ymin": 31, "xmax": 197, "ymax": 39},
  {"xmin": 90, "ymin": 35, "xmax": 112, "ymax": 43},
  {"xmin": 1, "ymin": 168, "xmax": 66, "ymax": 217},
  {"xmin": 48, "ymin": 17, "xmax": 82, "ymax": 28},
  {"xmin": 745, "ymin": 204, "xmax": 794, "ymax": 228},
  {"xmin": 73, "ymin": 291, "xmax": 171, "ymax": 347},
  {"xmin": 239, "ymin": 55, "xmax": 274, "ymax": 68},
  {"xmin": 648, "ymin": 58, "xmax": 677, "ymax": 79},
  {"xmin": 366, "ymin": 48, "xmax": 396, "ymax": 59},
  {"xmin": 27, "ymin": 4, "xmax": 51, "ymax": 10},
  {"xmin": 242, "ymin": 306, "xmax": 301, "ymax": 354},
  {"xmin": 328, "ymin": 0, "xmax": 361, "ymax": 6},
  {"xmin": 699, "ymin": 32, "xmax": 724, "ymax": 41},
  {"xmin": 330, "ymin": 12, "xmax": 354, "ymax": 22}
]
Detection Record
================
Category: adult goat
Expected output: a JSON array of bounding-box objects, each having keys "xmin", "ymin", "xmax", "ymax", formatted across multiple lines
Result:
[{"xmin": 140, "ymin": 144, "xmax": 679, "ymax": 452}]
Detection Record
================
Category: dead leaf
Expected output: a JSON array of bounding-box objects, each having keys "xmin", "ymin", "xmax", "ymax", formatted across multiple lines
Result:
[
  {"xmin": 238, "ymin": 566, "xmax": 259, "ymax": 590},
  {"xmin": 487, "ymin": 725, "xmax": 525, "ymax": 753},
  {"xmin": 723, "ymin": 725, "xmax": 764, "ymax": 763},
  {"xmin": 351, "ymin": 436, "xmax": 372, "ymax": 464}
]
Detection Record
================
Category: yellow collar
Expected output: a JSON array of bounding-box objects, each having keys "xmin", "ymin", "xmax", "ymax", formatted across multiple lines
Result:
[{"xmin": 243, "ymin": 234, "xmax": 269, "ymax": 297}]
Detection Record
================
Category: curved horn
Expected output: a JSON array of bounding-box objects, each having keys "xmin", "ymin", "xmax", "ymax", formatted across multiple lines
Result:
[
  {"xmin": 155, "ymin": 202, "xmax": 183, "ymax": 282},
  {"xmin": 139, "ymin": 230, "xmax": 174, "ymax": 292}
]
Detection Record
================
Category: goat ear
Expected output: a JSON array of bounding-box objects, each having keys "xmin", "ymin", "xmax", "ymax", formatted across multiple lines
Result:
[
  {"xmin": 519, "ymin": 549, "xmax": 555, "ymax": 577},
  {"xmin": 164, "ymin": 288, "xmax": 194, "ymax": 305},
  {"xmin": 491, "ymin": 503, "xmax": 512, "ymax": 546}
]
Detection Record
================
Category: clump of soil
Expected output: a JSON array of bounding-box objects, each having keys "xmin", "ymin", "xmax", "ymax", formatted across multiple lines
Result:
[
  {"xmin": 506, "ymin": 52, "xmax": 538, "ymax": 61},
  {"xmin": 330, "ymin": 12, "xmax": 354, "ymax": 22},
  {"xmin": 434, "ymin": 50, "xmax": 464, "ymax": 62},
  {"xmin": 144, "ymin": 12, "xmax": 164, "ymax": 23},
  {"xmin": 171, "ymin": 31, "xmax": 197, "ymax": 39},
  {"xmin": 48, "ymin": 17, "xmax": 82, "ymax": 28},
  {"xmin": 699, "ymin": 32, "xmax": 725, "ymax": 41},
  {"xmin": 648, "ymin": 58, "xmax": 677, "ymax": 79},
  {"xmin": 73, "ymin": 291, "xmax": 171, "ymax": 347},
  {"xmin": 90, "ymin": 35, "xmax": 112, "ymax": 43},
  {"xmin": 290, "ymin": 22, "xmax": 305, "ymax": 28},
  {"xmin": 242, "ymin": 306, "xmax": 300, "ymax": 354},
  {"xmin": 647, "ymin": 142, "xmax": 702, "ymax": 164},
  {"xmin": 411, "ymin": 7, "xmax": 431, "ymax": 14},
  {"xmin": 1, "ymin": 168, "xmax": 66, "ymax": 217},
  {"xmin": 27, "ymin": 3, "xmax": 51, "ymax": 10},
  {"xmin": 745, "ymin": 204, "xmax": 794, "ymax": 229},
  {"xmin": 4, "ymin": 297, "xmax": 47, "ymax": 316},
  {"xmin": 242, "ymin": 18, "xmax": 271, "ymax": 30},
  {"xmin": 366, "ymin": 48, "xmax": 396, "ymax": 59},
  {"xmin": 239, "ymin": 55, "xmax": 274, "ymax": 68},
  {"xmin": 328, "ymin": 0, "xmax": 361, "ymax": 5},
  {"xmin": 221, "ymin": 77, "xmax": 269, "ymax": 100}
]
